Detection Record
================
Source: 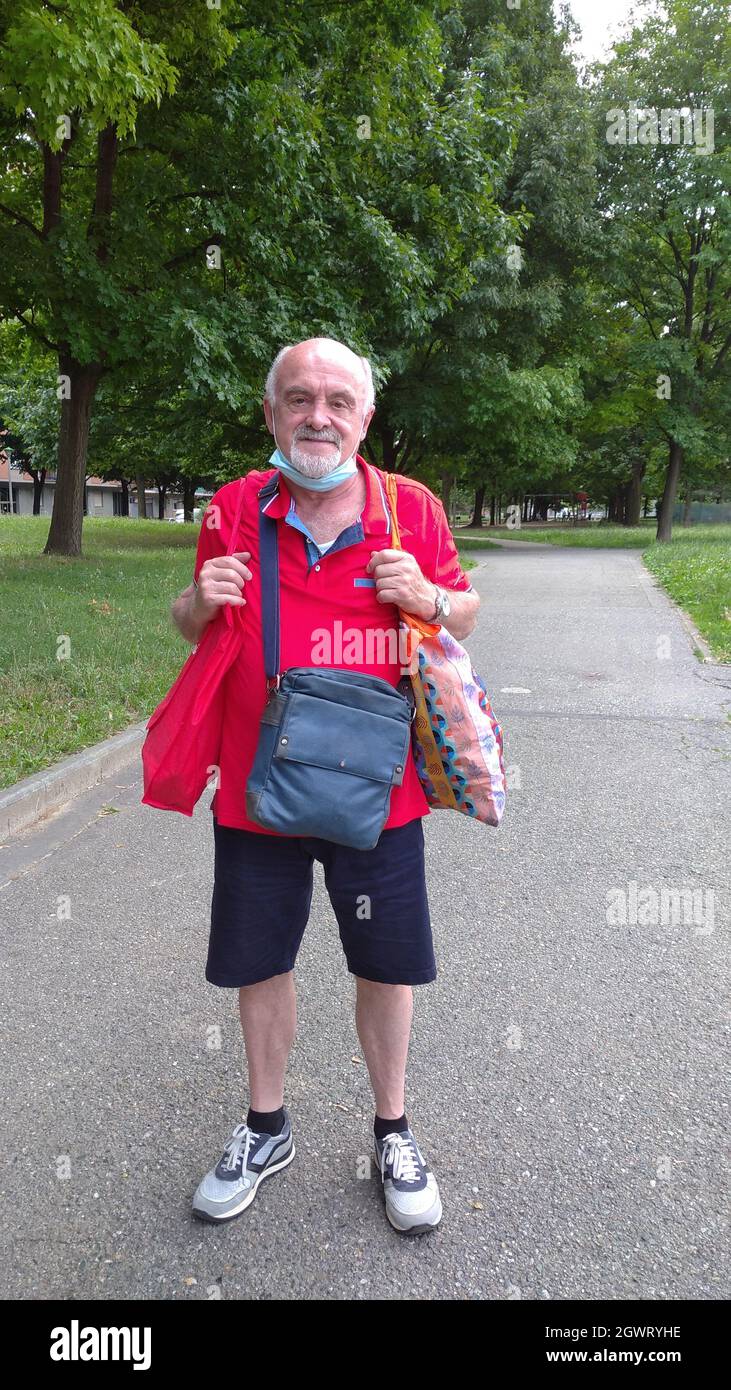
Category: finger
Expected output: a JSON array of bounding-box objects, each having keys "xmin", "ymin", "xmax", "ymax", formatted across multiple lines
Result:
[
  {"xmin": 367, "ymin": 548, "xmax": 402, "ymax": 571},
  {"xmin": 375, "ymin": 573, "xmax": 412, "ymax": 590},
  {"xmin": 209, "ymin": 552, "xmax": 251, "ymax": 570},
  {"xmin": 209, "ymin": 555, "xmax": 251, "ymax": 581},
  {"xmin": 207, "ymin": 561, "xmax": 251, "ymax": 585},
  {"xmin": 211, "ymin": 570, "xmax": 245, "ymax": 590},
  {"xmin": 205, "ymin": 579, "xmax": 246, "ymax": 599},
  {"xmin": 372, "ymin": 560, "xmax": 412, "ymax": 578},
  {"xmin": 205, "ymin": 592, "xmax": 246, "ymax": 607}
]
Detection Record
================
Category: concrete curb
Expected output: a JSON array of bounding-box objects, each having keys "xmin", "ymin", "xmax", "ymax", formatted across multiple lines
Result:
[{"xmin": 0, "ymin": 721, "xmax": 147, "ymax": 843}]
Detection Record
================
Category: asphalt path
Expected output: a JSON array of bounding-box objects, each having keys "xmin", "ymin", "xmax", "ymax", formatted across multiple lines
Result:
[{"xmin": 1, "ymin": 540, "xmax": 729, "ymax": 1301}]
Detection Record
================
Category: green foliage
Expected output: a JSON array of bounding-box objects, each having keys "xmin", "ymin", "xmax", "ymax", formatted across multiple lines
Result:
[
  {"xmin": 0, "ymin": 326, "xmax": 59, "ymax": 474},
  {"xmin": 591, "ymin": 0, "xmax": 731, "ymax": 529},
  {"xmin": 0, "ymin": 0, "xmax": 728, "ymax": 544}
]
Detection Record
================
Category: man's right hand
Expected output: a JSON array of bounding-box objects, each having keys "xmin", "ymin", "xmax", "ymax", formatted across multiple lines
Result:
[{"xmin": 192, "ymin": 551, "xmax": 253, "ymax": 623}]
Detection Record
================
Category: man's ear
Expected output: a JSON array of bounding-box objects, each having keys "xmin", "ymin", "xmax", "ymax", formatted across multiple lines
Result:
[
  {"xmin": 360, "ymin": 405, "xmax": 375, "ymax": 440},
  {"xmin": 263, "ymin": 398, "xmax": 275, "ymax": 436}
]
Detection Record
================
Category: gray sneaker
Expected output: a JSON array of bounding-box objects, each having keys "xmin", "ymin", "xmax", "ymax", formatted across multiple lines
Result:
[
  {"xmin": 374, "ymin": 1126, "xmax": 442, "ymax": 1234},
  {"xmin": 192, "ymin": 1110, "xmax": 295, "ymax": 1223}
]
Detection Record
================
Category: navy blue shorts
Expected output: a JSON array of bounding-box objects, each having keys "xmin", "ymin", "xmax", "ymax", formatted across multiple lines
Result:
[{"xmin": 207, "ymin": 816, "xmax": 436, "ymax": 988}]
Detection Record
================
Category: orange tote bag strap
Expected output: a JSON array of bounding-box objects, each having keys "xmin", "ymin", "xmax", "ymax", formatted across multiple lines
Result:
[{"xmin": 383, "ymin": 472, "xmax": 440, "ymax": 643}]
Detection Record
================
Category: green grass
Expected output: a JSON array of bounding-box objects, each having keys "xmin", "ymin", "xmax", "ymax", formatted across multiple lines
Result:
[
  {"xmin": 455, "ymin": 521, "xmax": 731, "ymax": 661},
  {"xmin": 0, "ymin": 517, "xmax": 197, "ymax": 787},
  {"xmin": 456, "ymin": 522, "xmax": 653, "ymax": 547},
  {"xmin": 643, "ymin": 537, "xmax": 731, "ymax": 663},
  {"xmin": 0, "ymin": 515, "xmax": 478, "ymax": 787}
]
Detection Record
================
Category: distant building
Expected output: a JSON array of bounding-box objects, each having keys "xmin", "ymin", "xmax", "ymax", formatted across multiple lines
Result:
[{"xmin": 0, "ymin": 453, "xmax": 212, "ymax": 519}]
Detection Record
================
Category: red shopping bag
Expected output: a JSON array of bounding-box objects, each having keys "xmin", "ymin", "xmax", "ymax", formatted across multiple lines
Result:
[{"xmin": 141, "ymin": 478, "xmax": 247, "ymax": 815}]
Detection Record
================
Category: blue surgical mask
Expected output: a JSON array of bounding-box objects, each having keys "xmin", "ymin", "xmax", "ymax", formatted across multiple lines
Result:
[
  {"xmin": 268, "ymin": 446, "xmax": 359, "ymax": 491},
  {"xmin": 269, "ymin": 407, "xmax": 363, "ymax": 492}
]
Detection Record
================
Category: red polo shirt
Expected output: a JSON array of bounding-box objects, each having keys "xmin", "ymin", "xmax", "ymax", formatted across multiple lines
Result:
[{"xmin": 193, "ymin": 455, "xmax": 473, "ymax": 833}]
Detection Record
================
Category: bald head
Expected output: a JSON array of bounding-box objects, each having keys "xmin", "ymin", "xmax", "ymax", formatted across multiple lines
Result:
[
  {"xmin": 262, "ymin": 336, "xmax": 376, "ymax": 479},
  {"xmin": 264, "ymin": 337, "xmax": 375, "ymax": 411}
]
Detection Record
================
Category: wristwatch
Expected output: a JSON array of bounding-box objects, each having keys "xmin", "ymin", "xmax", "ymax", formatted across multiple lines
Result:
[{"xmin": 429, "ymin": 585, "xmax": 451, "ymax": 623}]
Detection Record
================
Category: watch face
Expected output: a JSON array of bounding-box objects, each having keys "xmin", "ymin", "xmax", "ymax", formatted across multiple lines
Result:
[{"xmin": 441, "ymin": 589, "xmax": 451, "ymax": 616}]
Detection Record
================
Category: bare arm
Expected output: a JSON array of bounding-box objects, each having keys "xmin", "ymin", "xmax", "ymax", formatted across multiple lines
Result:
[
  {"xmin": 171, "ymin": 582, "xmax": 211, "ymax": 645},
  {"xmin": 437, "ymin": 587, "xmax": 480, "ymax": 642}
]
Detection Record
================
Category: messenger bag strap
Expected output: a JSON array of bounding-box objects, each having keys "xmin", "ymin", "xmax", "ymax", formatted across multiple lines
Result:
[{"xmin": 258, "ymin": 473, "xmax": 281, "ymax": 686}]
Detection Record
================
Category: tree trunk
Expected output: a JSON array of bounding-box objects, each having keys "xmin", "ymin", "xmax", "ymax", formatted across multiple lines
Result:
[
  {"xmin": 119, "ymin": 478, "xmax": 129, "ymax": 517},
  {"xmin": 626, "ymin": 460, "xmax": 645, "ymax": 527},
  {"xmin": 642, "ymin": 494, "xmax": 649, "ymax": 518},
  {"xmin": 182, "ymin": 478, "xmax": 197, "ymax": 522},
  {"xmin": 157, "ymin": 483, "xmax": 167, "ymax": 520},
  {"xmin": 377, "ymin": 421, "xmax": 397, "ymax": 471},
  {"xmin": 135, "ymin": 474, "xmax": 147, "ymax": 519},
  {"xmin": 441, "ymin": 471, "xmax": 453, "ymax": 516},
  {"xmin": 31, "ymin": 469, "xmax": 46, "ymax": 514},
  {"xmin": 682, "ymin": 482, "xmax": 692, "ymax": 527},
  {"xmin": 656, "ymin": 439, "xmax": 683, "ymax": 542},
  {"xmin": 489, "ymin": 493, "xmax": 496, "ymax": 526},
  {"xmin": 469, "ymin": 483, "xmax": 485, "ymax": 528},
  {"xmin": 43, "ymin": 354, "xmax": 102, "ymax": 556}
]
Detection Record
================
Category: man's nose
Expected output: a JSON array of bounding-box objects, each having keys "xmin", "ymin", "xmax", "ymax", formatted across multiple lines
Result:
[{"xmin": 306, "ymin": 402, "xmax": 331, "ymax": 431}]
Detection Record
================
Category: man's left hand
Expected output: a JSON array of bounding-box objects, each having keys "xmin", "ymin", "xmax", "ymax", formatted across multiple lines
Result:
[{"xmin": 366, "ymin": 548, "xmax": 436, "ymax": 621}]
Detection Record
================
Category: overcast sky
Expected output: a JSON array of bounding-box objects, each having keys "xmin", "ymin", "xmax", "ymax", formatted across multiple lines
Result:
[{"xmin": 555, "ymin": 0, "xmax": 643, "ymax": 65}]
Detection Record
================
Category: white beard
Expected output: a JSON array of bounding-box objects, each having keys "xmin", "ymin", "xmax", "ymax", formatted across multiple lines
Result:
[{"xmin": 290, "ymin": 433, "xmax": 343, "ymax": 478}]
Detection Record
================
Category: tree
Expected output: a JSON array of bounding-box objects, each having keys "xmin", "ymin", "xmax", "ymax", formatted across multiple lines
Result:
[
  {"xmin": 0, "ymin": 0, "xmax": 446, "ymax": 554},
  {"xmin": 594, "ymin": 0, "xmax": 731, "ymax": 541},
  {"xmin": 362, "ymin": 0, "xmax": 601, "ymax": 522}
]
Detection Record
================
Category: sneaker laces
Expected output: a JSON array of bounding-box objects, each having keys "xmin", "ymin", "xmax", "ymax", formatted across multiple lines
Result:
[
  {"xmin": 221, "ymin": 1123, "xmax": 259, "ymax": 1174},
  {"xmin": 381, "ymin": 1132, "xmax": 422, "ymax": 1183}
]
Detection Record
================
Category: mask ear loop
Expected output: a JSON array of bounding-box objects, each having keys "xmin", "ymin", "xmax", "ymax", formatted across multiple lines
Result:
[{"xmin": 270, "ymin": 403, "xmax": 287, "ymax": 464}]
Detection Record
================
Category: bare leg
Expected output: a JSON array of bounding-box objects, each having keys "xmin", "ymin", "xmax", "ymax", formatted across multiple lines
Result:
[
  {"xmin": 354, "ymin": 977, "xmax": 413, "ymax": 1119},
  {"xmin": 238, "ymin": 971, "xmax": 297, "ymax": 1111}
]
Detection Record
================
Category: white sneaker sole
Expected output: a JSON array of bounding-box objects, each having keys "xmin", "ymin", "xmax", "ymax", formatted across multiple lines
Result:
[
  {"xmin": 192, "ymin": 1142, "xmax": 295, "ymax": 1223},
  {"xmin": 385, "ymin": 1190, "xmax": 443, "ymax": 1235}
]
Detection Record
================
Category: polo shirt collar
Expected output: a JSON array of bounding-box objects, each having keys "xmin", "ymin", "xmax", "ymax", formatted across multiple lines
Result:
[{"xmin": 259, "ymin": 454, "xmax": 391, "ymax": 536}]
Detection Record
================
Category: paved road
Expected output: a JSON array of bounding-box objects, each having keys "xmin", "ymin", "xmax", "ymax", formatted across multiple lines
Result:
[{"xmin": 1, "ymin": 542, "xmax": 729, "ymax": 1301}]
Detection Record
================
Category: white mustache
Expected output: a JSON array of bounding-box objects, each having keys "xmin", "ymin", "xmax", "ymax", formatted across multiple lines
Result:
[{"xmin": 295, "ymin": 429, "xmax": 341, "ymax": 443}]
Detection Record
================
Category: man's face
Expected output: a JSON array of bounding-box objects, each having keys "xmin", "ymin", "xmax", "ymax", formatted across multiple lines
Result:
[{"xmin": 263, "ymin": 345, "xmax": 374, "ymax": 479}]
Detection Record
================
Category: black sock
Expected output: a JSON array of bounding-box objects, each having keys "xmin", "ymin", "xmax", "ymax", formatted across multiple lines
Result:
[
  {"xmin": 247, "ymin": 1105, "xmax": 285, "ymax": 1135},
  {"xmin": 374, "ymin": 1112, "xmax": 408, "ymax": 1140}
]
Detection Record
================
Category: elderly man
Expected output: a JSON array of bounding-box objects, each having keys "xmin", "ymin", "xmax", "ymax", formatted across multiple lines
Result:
[{"xmin": 171, "ymin": 336, "xmax": 479, "ymax": 1234}]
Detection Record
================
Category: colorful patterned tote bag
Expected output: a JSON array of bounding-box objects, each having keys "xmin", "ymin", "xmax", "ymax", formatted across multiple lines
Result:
[{"xmin": 383, "ymin": 472, "xmax": 506, "ymax": 826}]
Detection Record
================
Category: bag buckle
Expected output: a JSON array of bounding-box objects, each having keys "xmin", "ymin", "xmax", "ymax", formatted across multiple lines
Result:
[{"xmin": 266, "ymin": 674, "xmax": 281, "ymax": 700}]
